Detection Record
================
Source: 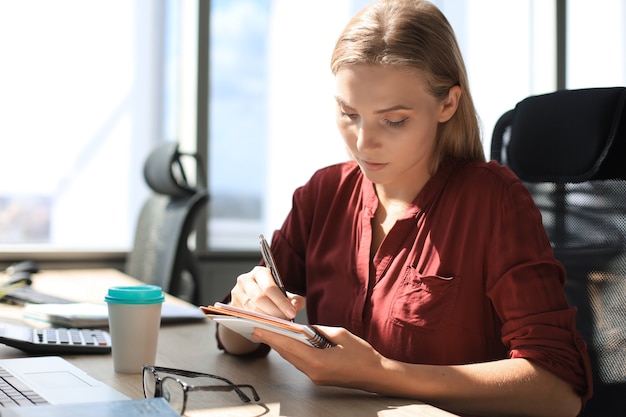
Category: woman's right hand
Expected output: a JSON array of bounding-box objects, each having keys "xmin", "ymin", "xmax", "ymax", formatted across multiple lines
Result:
[
  {"xmin": 218, "ymin": 266, "xmax": 305, "ymax": 355},
  {"xmin": 230, "ymin": 266, "xmax": 305, "ymax": 320}
]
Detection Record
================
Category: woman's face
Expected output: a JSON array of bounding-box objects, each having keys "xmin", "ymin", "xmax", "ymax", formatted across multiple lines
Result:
[{"xmin": 335, "ymin": 64, "xmax": 457, "ymax": 191}]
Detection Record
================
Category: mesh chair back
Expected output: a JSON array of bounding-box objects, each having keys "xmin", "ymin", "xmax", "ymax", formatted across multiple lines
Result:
[
  {"xmin": 125, "ymin": 143, "xmax": 208, "ymax": 304},
  {"xmin": 491, "ymin": 87, "xmax": 626, "ymax": 416}
]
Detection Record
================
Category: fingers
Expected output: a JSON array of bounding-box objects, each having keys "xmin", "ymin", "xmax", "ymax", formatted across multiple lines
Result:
[
  {"xmin": 251, "ymin": 327, "xmax": 340, "ymax": 385},
  {"xmin": 231, "ymin": 266, "xmax": 297, "ymax": 319},
  {"xmin": 252, "ymin": 326, "xmax": 342, "ymax": 358},
  {"xmin": 289, "ymin": 293, "xmax": 306, "ymax": 313},
  {"xmin": 253, "ymin": 326, "xmax": 381, "ymax": 389},
  {"xmin": 252, "ymin": 327, "xmax": 317, "ymax": 360}
]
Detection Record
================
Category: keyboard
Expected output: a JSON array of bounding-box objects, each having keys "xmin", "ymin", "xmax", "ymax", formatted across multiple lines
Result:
[
  {"xmin": 0, "ymin": 366, "xmax": 49, "ymax": 407},
  {"xmin": 0, "ymin": 324, "xmax": 111, "ymax": 354}
]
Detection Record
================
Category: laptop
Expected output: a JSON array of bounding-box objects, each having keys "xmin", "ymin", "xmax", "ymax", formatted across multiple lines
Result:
[
  {"xmin": 0, "ymin": 356, "xmax": 129, "ymax": 406},
  {"xmin": 0, "ymin": 398, "xmax": 179, "ymax": 417}
]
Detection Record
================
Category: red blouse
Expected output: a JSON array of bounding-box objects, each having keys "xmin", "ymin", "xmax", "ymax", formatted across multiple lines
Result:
[{"xmin": 268, "ymin": 159, "xmax": 592, "ymax": 401}]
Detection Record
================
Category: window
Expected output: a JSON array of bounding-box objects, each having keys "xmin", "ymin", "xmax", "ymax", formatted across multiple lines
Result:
[
  {"xmin": 2, "ymin": 0, "xmax": 623, "ymax": 255},
  {"xmin": 566, "ymin": 0, "xmax": 626, "ymax": 88},
  {"xmin": 208, "ymin": 0, "xmax": 271, "ymax": 249},
  {"xmin": 0, "ymin": 1, "xmax": 164, "ymax": 251}
]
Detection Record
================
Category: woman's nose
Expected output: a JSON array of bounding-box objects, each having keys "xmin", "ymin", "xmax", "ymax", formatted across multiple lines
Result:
[{"xmin": 356, "ymin": 122, "xmax": 379, "ymax": 151}]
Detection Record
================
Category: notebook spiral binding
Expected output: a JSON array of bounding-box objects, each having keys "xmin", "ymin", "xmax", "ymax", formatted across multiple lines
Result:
[{"xmin": 305, "ymin": 326, "xmax": 334, "ymax": 349}]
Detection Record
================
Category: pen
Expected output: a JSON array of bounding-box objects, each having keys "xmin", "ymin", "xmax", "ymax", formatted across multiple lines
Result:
[{"xmin": 259, "ymin": 234, "xmax": 288, "ymax": 297}]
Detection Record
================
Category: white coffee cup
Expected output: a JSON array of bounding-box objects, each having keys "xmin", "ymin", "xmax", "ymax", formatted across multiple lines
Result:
[{"xmin": 105, "ymin": 285, "xmax": 165, "ymax": 374}]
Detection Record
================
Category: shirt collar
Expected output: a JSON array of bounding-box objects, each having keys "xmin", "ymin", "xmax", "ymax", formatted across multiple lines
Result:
[{"xmin": 361, "ymin": 158, "xmax": 461, "ymax": 219}]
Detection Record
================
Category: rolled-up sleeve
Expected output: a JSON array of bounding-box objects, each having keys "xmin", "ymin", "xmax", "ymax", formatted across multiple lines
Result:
[
  {"xmin": 491, "ymin": 263, "xmax": 593, "ymax": 401},
  {"xmin": 487, "ymin": 179, "xmax": 593, "ymax": 402}
]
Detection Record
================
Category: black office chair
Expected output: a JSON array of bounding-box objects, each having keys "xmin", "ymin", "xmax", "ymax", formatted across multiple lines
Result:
[
  {"xmin": 491, "ymin": 87, "xmax": 626, "ymax": 416},
  {"xmin": 125, "ymin": 142, "xmax": 209, "ymax": 305}
]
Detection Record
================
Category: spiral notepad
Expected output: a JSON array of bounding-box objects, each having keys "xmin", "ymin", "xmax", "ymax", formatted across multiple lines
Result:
[{"xmin": 200, "ymin": 303, "xmax": 333, "ymax": 349}]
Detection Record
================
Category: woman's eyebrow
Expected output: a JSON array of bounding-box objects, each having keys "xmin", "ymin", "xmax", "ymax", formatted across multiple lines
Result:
[
  {"xmin": 373, "ymin": 104, "xmax": 413, "ymax": 114},
  {"xmin": 334, "ymin": 97, "xmax": 413, "ymax": 114},
  {"xmin": 335, "ymin": 96, "xmax": 413, "ymax": 114}
]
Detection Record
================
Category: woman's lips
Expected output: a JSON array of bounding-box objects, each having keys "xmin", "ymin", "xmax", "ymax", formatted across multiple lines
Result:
[{"xmin": 361, "ymin": 160, "xmax": 387, "ymax": 171}]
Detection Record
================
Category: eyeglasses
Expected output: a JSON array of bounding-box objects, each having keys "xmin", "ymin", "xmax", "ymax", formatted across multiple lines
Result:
[{"xmin": 142, "ymin": 365, "xmax": 260, "ymax": 415}]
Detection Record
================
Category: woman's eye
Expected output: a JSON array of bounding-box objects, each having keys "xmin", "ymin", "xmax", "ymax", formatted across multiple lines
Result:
[
  {"xmin": 385, "ymin": 118, "xmax": 408, "ymax": 127},
  {"xmin": 341, "ymin": 111, "xmax": 358, "ymax": 120}
]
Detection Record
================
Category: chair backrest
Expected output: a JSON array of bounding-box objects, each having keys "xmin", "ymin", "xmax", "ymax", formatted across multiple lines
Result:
[
  {"xmin": 491, "ymin": 87, "xmax": 626, "ymax": 416},
  {"xmin": 125, "ymin": 143, "xmax": 208, "ymax": 304}
]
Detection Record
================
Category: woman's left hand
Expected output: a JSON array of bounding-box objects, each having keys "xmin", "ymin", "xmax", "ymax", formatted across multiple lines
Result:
[
  {"xmin": 253, "ymin": 325, "xmax": 584, "ymax": 417},
  {"xmin": 252, "ymin": 325, "xmax": 386, "ymax": 391}
]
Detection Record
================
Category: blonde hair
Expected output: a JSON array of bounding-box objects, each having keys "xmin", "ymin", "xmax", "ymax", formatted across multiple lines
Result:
[{"xmin": 331, "ymin": 0, "xmax": 485, "ymax": 172}]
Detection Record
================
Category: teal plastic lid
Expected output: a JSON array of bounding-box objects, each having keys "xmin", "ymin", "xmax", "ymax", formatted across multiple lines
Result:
[{"xmin": 104, "ymin": 285, "xmax": 165, "ymax": 305}]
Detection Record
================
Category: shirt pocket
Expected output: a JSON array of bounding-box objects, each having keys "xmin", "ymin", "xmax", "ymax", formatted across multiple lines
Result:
[{"xmin": 389, "ymin": 267, "xmax": 461, "ymax": 331}]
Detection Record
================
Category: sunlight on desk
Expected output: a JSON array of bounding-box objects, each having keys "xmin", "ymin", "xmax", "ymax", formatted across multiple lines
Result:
[
  {"xmin": 185, "ymin": 402, "xmax": 455, "ymax": 417},
  {"xmin": 180, "ymin": 382, "xmax": 458, "ymax": 417},
  {"xmin": 186, "ymin": 402, "xmax": 278, "ymax": 417},
  {"xmin": 378, "ymin": 403, "xmax": 458, "ymax": 417}
]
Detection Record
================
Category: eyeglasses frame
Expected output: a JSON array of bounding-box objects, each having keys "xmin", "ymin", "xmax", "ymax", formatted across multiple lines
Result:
[{"xmin": 142, "ymin": 365, "xmax": 260, "ymax": 414}]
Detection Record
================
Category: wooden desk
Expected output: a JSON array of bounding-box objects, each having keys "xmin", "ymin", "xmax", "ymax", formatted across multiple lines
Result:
[{"xmin": 0, "ymin": 269, "xmax": 458, "ymax": 417}]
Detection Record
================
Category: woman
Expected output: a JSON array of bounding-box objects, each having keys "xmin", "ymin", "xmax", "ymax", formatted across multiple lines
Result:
[{"xmin": 217, "ymin": 1, "xmax": 592, "ymax": 416}]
